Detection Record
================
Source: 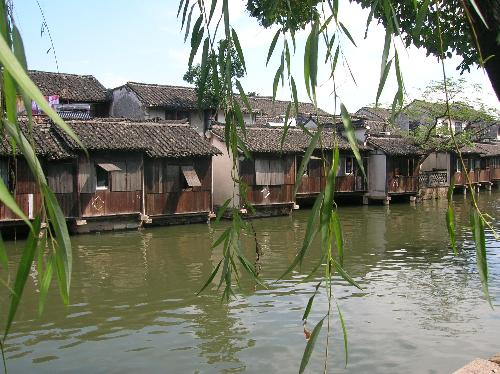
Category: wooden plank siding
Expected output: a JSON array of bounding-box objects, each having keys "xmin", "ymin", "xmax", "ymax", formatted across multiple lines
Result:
[
  {"xmin": 240, "ymin": 154, "xmax": 295, "ymax": 206},
  {"xmin": 144, "ymin": 156, "xmax": 212, "ymax": 216},
  {"xmin": 0, "ymin": 158, "xmax": 43, "ymax": 221},
  {"xmin": 78, "ymin": 152, "xmax": 144, "ymax": 218},
  {"xmin": 297, "ymin": 152, "xmax": 368, "ymax": 197}
]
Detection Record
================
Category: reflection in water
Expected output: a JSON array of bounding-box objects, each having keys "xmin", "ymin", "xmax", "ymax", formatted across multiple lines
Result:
[{"xmin": 0, "ymin": 192, "xmax": 499, "ymax": 373}]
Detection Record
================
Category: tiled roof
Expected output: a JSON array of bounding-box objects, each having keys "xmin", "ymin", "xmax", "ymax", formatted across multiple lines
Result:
[
  {"xmin": 0, "ymin": 119, "xmax": 74, "ymax": 160},
  {"xmin": 125, "ymin": 82, "xmax": 198, "ymax": 109},
  {"xmin": 242, "ymin": 95, "xmax": 332, "ymax": 117},
  {"xmin": 211, "ymin": 124, "xmax": 366, "ymax": 154},
  {"xmin": 29, "ymin": 70, "xmax": 109, "ymax": 103},
  {"xmin": 475, "ymin": 142, "xmax": 500, "ymax": 157},
  {"xmin": 367, "ymin": 135, "xmax": 423, "ymax": 156},
  {"xmin": 355, "ymin": 107, "xmax": 392, "ymax": 121},
  {"xmin": 55, "ymin": 119, "xmax": 220, "ymax": 158}
]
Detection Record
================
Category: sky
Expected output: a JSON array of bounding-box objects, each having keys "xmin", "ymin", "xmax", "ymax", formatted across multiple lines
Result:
[{"xmin": 13, "ymin": 0, "xmax": 499, "ymax": 115}]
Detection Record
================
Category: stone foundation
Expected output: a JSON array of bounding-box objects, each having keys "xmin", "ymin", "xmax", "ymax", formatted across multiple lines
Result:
[{"xmin": 417, "ymin": 186, "xmax": 448, "ymax": 200}]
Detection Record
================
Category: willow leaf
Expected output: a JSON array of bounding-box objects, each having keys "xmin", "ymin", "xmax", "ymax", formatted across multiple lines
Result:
[
  {"xmin": 5, "ymin": 217, "xmax": 41, "ymax": 338},
  {"xmin": 302, "ymin": 281, "xmax": 321, "ymax": 321},
  {"xmin": 470, "ymin": 210, "xmax": 491, "ymax": 306},
  {"xmin": 299, "ymin": 316, "xmax": 325, "ymax": 374},
  {"xmin": 376, "ymin": 59, "xmax": 392, "ymax": 106},
  {"xmin": 294, "ymin": 129, "xmax": 321, "ymax": 197},
  {"xmin": 184, "ymin": 4, "xmax": 196, "ymax": 41},
  {"xmin": 332, "ymin": 258, "xmax": 362, "ymax": 290},
  {"xmin": 291, "ymin": 76, "xmax": 299, "ymax": 116},
  {"xmin": 38, "ymin": 254, "xmax": 54, "ymax": 315},
  {"xmin": 332, "ymin": 211, "xmax": 344, "ymax": 266},
  {"xmin": 446, "ymin": 180, "xmax": 457, "ymax": 254},
  {"xmin": 216, "ymin": 199, "xmax": 232, "ymax": 223},
  {"xmin": 212, "ymin": 226, "xmax": 231, "ymax": 249},
  {"xmin": 336, "ymin": 301, "xmax": 349, "ymax": 367},
  {"xmin": 303, "ymin": 32, "xmax": 312, "ymax": 99},
  {"xmin": 339, "ymin": 22, "xmax": 357, "ymax": 47},
  {"xmin": 42, "ymin": 184, "xmax": 72, "ymax": 304},
  {"xmin": 208, "ymin": 0, "xmax": 217, "ymax": 24},
  {"xmin": 231, "ymin": 28, "xmax": 246, "ymax": 73},
  {"xmin": 197, "ymin": 259, "xmax": 223, "ymax": 295},
  {"xmin": 177, "ymin": 0, "xmax": 185, "ymax": 17},
  {"xmin": 280, "ymin": 102, "xmax": 291, "ymax": 151},
  {"xmin": 340, "ymin": 104, "xmax": 366, "ymax": 179},
  {"xmin": 266, "ymin": 29, "xmax": 281, "ymax": 66}
]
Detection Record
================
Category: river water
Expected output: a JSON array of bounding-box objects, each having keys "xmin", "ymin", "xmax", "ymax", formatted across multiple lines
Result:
[{"xmin": 1, "ymin": 191, "xmax": 499, "ymax": 373}]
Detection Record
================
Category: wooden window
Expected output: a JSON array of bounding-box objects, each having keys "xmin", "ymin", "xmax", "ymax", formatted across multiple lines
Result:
[
  {"xmin": 145, "ymin": 159, "xmax": 163, "ymax": 193},
  {"xmin": 255, "ymin": 158, "xmax": 284, "ymax": 186},
  {"xmin": 47, "ymin": 163, "xmax": 73, "ymax": 193},
  {"xmin": 181, "ymin": 165, "xmax": 201, "ymax": 187},
  {"xmin": 95, "ymin": 163, "xmax": 121, "ymax": 190},
  {"xmin": 345, "ymin": 157, "xmax": 353, "ymax": 175}
]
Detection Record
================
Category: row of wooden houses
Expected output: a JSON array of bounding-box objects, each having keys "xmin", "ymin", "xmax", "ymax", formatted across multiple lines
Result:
[{"xmin": 1, "ymin": 70, "xmax": 498, "ymax": 234}]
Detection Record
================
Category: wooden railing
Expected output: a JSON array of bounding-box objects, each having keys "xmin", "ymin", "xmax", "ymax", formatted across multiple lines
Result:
[
  {"xmin": 298, "ymin": 174, "xmax": 367, "ymax": 195},
  {"xmin": 418, "ymin": 171, "xmax": 448, "ymax": 188},
  {"xmin": 387, "ymin": 176, "xmax": 417, "ymax": 193},
  {"xmin": 478, "ymin": 169, "xmax": 491, "ymax": 183},
  {"xmin": 492, "ymin": 168, "xmax": 500, "ymax": 181},
  {"xmin": 453, "ymin": 170, "xmax": 478, "ymax": 186}
]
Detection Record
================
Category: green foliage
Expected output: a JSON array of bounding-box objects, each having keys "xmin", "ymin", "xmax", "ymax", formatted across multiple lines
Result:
[
  {"xmin": 247, "ymin": 0, "xmax": 321, "ymax": 31},
  {"xmin": 183, "ymin": 39, "xmax": 245, "ymax": 109}
]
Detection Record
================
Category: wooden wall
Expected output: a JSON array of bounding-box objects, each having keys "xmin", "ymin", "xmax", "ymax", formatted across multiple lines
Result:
[
  {"xmin": 0, "ymin": 158, "xmax": 42, "ymax": 221},
  {"xmin": 386, "ymin": 156, "xmax": 418, "ymax": 193},
  {"xmin": 79, "ymin": 152, "xmax": 143, "ymax": 217},
  {"xmin": 239, "ymin": 154, "xmax": 295, "ymax": 205},
  {"xmin": 144, "ymin": 156, "xmax": 212, "ymax": 216}
]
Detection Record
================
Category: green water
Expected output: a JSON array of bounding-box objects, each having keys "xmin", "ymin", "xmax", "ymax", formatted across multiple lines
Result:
[{"xmin": 1, "ymin": 191, "xmax": 499, "ymax": 373}]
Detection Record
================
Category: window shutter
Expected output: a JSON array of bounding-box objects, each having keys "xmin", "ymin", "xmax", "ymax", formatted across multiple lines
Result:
[
  {"xmin": 181, "ymin": 165, "xmax": 201, "ymax": 187},
  {"xmin": 269, "ymin": 159, "xmax": 284, "ymax": 185}
]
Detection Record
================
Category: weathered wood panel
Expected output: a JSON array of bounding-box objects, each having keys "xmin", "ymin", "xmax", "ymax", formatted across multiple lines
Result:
[
  {"xmin": 80, "ymin": 191, "xmax": 141, "ymax": 217},
  {"xmin": 146, "ymin": 191, "xmax": 210, "ymax": 216},
  {"xmin": 492, "ymin": 168, "xmax": 500, "ymax": 181},
  {"xmin": 387, "ymin": 176, "xmax": 417, "ymax": 193},
  {"xmin": 478, "ymin": 169, "xmax": 491, "ymax": 183},
  {"xmin": 55, "ymin": 193, "xmax": 78, "ymax": 217}
]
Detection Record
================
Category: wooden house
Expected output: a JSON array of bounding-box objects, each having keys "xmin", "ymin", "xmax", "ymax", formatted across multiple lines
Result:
[
  {"xmin": 366, "ymin": 135, "xmax": 423, "ymax": 204},
  {"xmin": 110, "ymin": 82, "xmax": 213, "ymax": 136},
  {"xmin": 209, "ymin": 123, "xmax": 369, "ymax": 216},
  {"xmin": 54, "ymin": 119, "xmax": 220, "ymax": 233},
  {"xmin": 28, "ymin": 70, "xmax": 110, "ymax": 118},
  {"xmin": 0, "ymin": 120, "xmax": 76, "ymax": 232},
  {"xmin": 477, "ymin": 142, "xmax": 500, "ymax": 185},
  {"xmin": 449, "ymin": 144, "xmax": 483, "ymax": 188}
]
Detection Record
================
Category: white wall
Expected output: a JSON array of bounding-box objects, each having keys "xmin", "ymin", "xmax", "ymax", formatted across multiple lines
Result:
[
  {"xmin": 210, "ymin": 135, "xmax": 239, "ymax": 208},
  {"xmin": 190, "ymin": 110, "xmax": 205, "ymax": 135},
  {"xmin": 368, "ymin": 151, "xmax": 386, "ymax": 196},
  {"xmin": 420, "ymin": 152, "xmax": 451, "ymax": 182},
  {"xmin": 216, "ymin": 109, "xmax": 255, "ymax": 125}
]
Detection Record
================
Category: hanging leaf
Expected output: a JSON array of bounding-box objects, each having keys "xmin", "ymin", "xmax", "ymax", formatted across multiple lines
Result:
[
  {"xmin": 231, "ymin": 28, "xmax": 246, "ymax": 73},
  {"xmin": 5, "ymin": 217, "xmax": 41, "ymax": 338},
  {"xmin": 340, "ymin": 104, "xmax": 366, "ymax": 179},
  {"xmin": 470, "ymin": 210, "xmax": 491, "ymax": 306},
  {"xmin": 376, "ymin": 59, "xmax": 392, "ymax": 106},
  {"xmin": 266, "ymin": 29, "xmax": 281, "ymax": 66},
  {"xmin": 299, "ymin": 316, "xmax": 325, "ymax": 374},
  {"xmin": 414, "ymin": 0, "xmax": 431, "ymax": 37},
  {"xmin": 197, "ymin": 259, "xmax": 223, "ymax": 295},
  {"xmin": 302, "ymin": 281, "xmax": 322, "ymax": 321},
  {"xmin": 38, "ymin": 254, "xmax": 54, "ymax": 315},
  {"xmin": 339, "ymin": 22, "xmax": 357, "ymax": 47}
]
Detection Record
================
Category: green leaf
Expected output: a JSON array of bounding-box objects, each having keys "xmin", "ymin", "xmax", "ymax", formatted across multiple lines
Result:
[
  {"xmin": 231, "ymin": 28, "xmax": 246, "ymax": 73},
  {"xmin": 266, "ymin": 28, "xmax": 281, "ymax": 66},
  {"xmin": 380, "ymin": 27, "xmax": 391, "ymax": 80},
  {"xmin": 0, "ymin": 36, "xmax": 84, "ymax": 151},
  {"xmin": 197, "ymin": 259, "xmax": 223, "ymax": 295},
  {"xmin": 470, "ymin": 210, "xmax": 491, "ymax": 306},
  {"xmin": 320, "ymin": 146, "xmax": 339, "ymax": 247},
  {"xmin": 336, "ymin": 301, "xmax": 349, "ymax": 367},
  {"xmin": 332, "ymin": 258, "xmax": 362, "ymax": 290},
  {"xmin": 235, "ymin": 80, "xmax": 252, "ymax": 115},
  {"xmin": 42, "ymin": 184, "xmax": 72, "ymax": 305},
  {"xmin": 5, "ymin": 217, "xmax": 41, "ymax": 338},
  {"xmin": 184, "ymin": 4, "xmax": 196, "ymax": 42},
  {"xmin": 180, "ymin": 0, "xmax": 190, "ymax": 28},
  {"xmin": 332, "ymin": 211, "xmax": 344, "ymax": 266},
  {"xmin": 222, "ymin": 0, "xmax": 230, "ymax": 38},
  {"xmin": 414, "ymin": 0, "xmax": 431, "ymax": 37},
  {"xmin": 216, "ymin": 198, "xmax": 232, "ymax": 223},
  {"xmin": 284, "ymin": 39, "xmax": 291, "ymax": 76},
  {"xmin": 177, "ymin": 0, "xmax": 185, "ymax": 17},
  {"xmin": 0, "ymin": 233, "xmax": 7, "ymax": 274},
  {"xmin": 273, "ymin": 53, "xmax": 284, "ymax": 100},
  {"xmin": 280, "ymin": 102, "xmax": 292, "ymax": 151},
  {"xmin": 291, "ymin": 76, "xmax": 299, "ymax": 116},
  {"xmin": 303, "ymin": 32, "xmax": 312, "ymax": 99},
  {"xmin": 340, "ymin": 104, "xmax": 366, "ymax": 179},
  {"xmin": 331, "ymin": 45, "xmax": 340, "ymax": 75},
  {"xmin": 38, "ymin": 254, "xmax": 54, "ymax": 315},
  {"xmin": 0, "ymin": 176, "xmax": 31, "ymax": 228},
  {"xmin": 293, "ymin": 129, "xmax": 321, "ymax": 198},
  {"xmin": 208, "ymin": 0, "xmax": 217, "ymax": 24},
  {"xmin": 212, "ymin": 226, "xmax": 231, "ymax": 249},
  {"xmin": 279, "ymin": 192, "xmax": 323, "ymax": 279},
  {"xmin": 299, "ymin": 316, "xmax": 325, "ymax": 374},
  {"xmin": 446, "ymin": 179, "xmax": 457, "ymax": 255},
  {"xmin": 376, "ymin": 59, "xmax": 392, "ymax": 107},
  {"xmin": 308, "ymin": 21, "xmax": 319, "ymax": 101},
  {"xmin": 302, "ymin": 281, "xmax": 321, "ymax": 321},
  {"xmin": 339, "ymin": 22, "xmax": 357, "ymax": 47}
]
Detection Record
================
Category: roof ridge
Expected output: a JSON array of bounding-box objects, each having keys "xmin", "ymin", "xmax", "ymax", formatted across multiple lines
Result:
[
  {"xmin": 28, "ymin": 69, "xmax": 97, "ymax": 79},
  {"xmin": 127, "ymin": 81, "xmax": 195, "ymax": 90}
]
